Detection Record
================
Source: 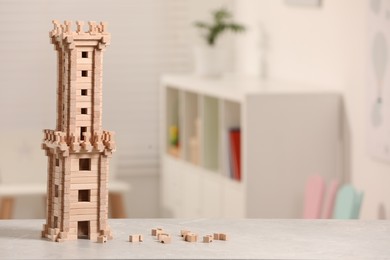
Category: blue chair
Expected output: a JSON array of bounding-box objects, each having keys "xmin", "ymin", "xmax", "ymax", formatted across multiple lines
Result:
[{"xmin": 332, "ymin": 184, "xmax": 364, "ymax": 219}]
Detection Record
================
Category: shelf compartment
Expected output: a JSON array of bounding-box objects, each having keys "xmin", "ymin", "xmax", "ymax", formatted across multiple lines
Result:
[
  {"xmin": 165, "ymin": 87, "xmax": 181, "ymax": 158},
  {"xmin": 221, "ymin": 100, "xmax": 241, "ymax": 180},
  {"xmin": 201, "ymin": 96, "xmax": 220, "ymax": 172},
  {"xmin": 183, "ymin": 91, "xmax": 200, "ymax": 165}
]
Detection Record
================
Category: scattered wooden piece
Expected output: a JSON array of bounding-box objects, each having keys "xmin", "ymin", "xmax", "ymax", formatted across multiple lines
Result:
[
  {"xmin": 213, "ymin": 233, "xmax": 228, "ymax": 241},
  {"xmin": 97, "ymin": 235, "xmax": 107, "ymax": 243},
  {"xmin": 158, "ymin": 233, "xmax": 171, "ymax": 244},
  {"xmin": 180, "ymin": 229, "xmax": 191, "ymax": 237},
  {"xmin": 151, "ymin": 228, "xmax": 163, "ymax": 236},
  {"xmin": 203, "ymin": 235, "xmax": 213, "ymax": 243},
  {"xmin": 184, "ymin": 233, "xmax": 198, "ymax": 242},
  {"xmin": 129, "ymin": 234, "xmax": 143, "ymax": 243}
]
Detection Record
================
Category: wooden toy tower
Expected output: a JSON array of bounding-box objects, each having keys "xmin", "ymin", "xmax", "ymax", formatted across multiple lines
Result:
[{"xmin": 41, "ymin": 20, "xmax": 115, "ymax": 242}]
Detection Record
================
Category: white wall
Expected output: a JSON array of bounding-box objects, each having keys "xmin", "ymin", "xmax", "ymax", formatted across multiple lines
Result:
[
  {"xmin": 235, "ymin": 0, "xmax": 390, "ymax": 219},
  {"xmin": 0, "ymin": 0, "xmax": 234, "ymax": 218}
]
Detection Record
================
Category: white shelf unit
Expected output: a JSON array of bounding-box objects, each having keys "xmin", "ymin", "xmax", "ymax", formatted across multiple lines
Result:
[{"xmin": 160, "ymin": 75, "xmax": 344, "ymax": 218}]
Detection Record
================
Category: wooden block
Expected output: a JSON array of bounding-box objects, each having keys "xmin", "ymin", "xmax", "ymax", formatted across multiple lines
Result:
[
  {"xmin": 49, "ymin": 228, "xmax": 56, "ymax": 236},
  {"xmin": 76, "ymin": 41, "xmax": 99, "ymax": 47},
  {"xmin": 157, "ymin": 232, "xmax": 169, "ymax": 240},
  {"xmin": 97, "ymin": 235, "xmax": 107, "ymax": 243},
  {"xmin": 184, "ymin": 233, "xmax": 197, "ymax": 242},
  {"xmin": 213, "ymin": 233, "xmax": 228, "ymax": 241},
  {"xmin": 129, "ymin": 234, "xmax": 143, "ymax": 242},
  {"xmin": 160, "ymin": 235, "xmax": 171, "ymax": 244},
  {"xmin": 219, "ymin": 233, "xmax": 228, "ymax": 241},
  {"xmin": 180, "ymin": 230, "xmax": 190, "ymax": 237},
  {"xmin": 77, "ymin": 58, "xmax": 93, "ymax": 64},
  {"xmin": 151, "ymin": 228, "xmax": 163, "ymax": 236},
  {"xmin": 70, "ymin": 208, "xmax": 97, "ymax": 215},
  {"xmin": 158, "ymin": 234, "xmax": 171, "ymax": 244},
  {"xmin": 203, "ymin": 235, "xmax": 213, "ymax": 243}
]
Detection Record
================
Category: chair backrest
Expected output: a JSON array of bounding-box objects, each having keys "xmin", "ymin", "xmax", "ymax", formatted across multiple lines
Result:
[
  {"xmin": 303, "ymin": 175, "xmax": 325, "ymax": 219},
  {"xmin": 333, "ymin": 184, "xmax": 363, "ymax": 219},
  {"xmin": 321, "ymin": 179, "xmax": 339, "ymax": 219},
  {"xmin": 352, "ymin": 191, "xmax": 364, "ymax": 219}
]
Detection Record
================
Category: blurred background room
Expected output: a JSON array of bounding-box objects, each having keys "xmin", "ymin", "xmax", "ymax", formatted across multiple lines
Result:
[{"xmin": 0, "ymin": 0, "xmax": 389, "ymax": 220}]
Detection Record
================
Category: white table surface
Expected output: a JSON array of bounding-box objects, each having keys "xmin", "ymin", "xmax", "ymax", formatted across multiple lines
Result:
[{"xmin": 0, "ymin": 219, "xmax": 389, "ymax": 259}]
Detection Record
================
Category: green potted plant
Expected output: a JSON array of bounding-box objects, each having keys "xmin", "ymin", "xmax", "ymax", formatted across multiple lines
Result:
[{"xmin": 194, "ymin": 7, "xmax": 245, "ymax": 77}]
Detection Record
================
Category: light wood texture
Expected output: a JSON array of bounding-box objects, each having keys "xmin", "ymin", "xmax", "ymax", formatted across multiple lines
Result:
[
  {"xmin": 41, "ymin": 20, "xmax": 116, "ymax": 241},
  {"xmin": 0, "ymin": 198, "xmax": 14, "ymax": 219}
]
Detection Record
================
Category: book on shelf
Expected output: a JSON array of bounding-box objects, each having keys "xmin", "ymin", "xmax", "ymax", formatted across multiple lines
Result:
[{"xmin": 228, "ymin": 128, "xmax": 241, "ymax": 181}]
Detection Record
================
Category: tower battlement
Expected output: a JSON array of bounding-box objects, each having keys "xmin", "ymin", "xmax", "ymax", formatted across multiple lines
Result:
[
  {"xmin": 50, "ymin": 20, "xmax": 110, "ymax": 50},
  {"xmin": 42, "ymin": 129, "xmax": 116, "ymax": 155},
  {"xmin": 50, "ymin": 20, "xmax": 109, "ymax": 37}
]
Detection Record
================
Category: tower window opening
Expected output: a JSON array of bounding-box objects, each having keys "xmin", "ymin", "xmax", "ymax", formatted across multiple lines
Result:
[
  {"xmin": 80, "ymin": 127, "xmax": 87, "ymax": 140},
  {"xmin": 79, "ymin": 158, "xmax": 91, "ymax": 171},
  {"xmin": 81, "ymin": 108, "xmax": 88, "ymax": 115},
  {"xmin": 78, "ymin": 190, "xmax": 90, "ymax": 202},
  {"xmin": 81, "ymin": 89, "xmax": 88, "ymax": 96},
  {"xmin": 54, "ymin": 185, "xmax": 59, "ymax": 197},
  {"xmin": 81, "ymin": 51, "xmax": 88, "ymax": 58},
  {"xmin": 77, "ymin": 221, "xmax": 89, "ymax": 239},
  {"xmin": 56, "ymin": 158, "xmax": 59, "ymax": 166},
  {"xmin": 81, "ymin": 70, "xmax": 88, "ymax": 77},
  {"xmin": 54, "ymin": 216, "xmax": 58, "ymax": 229}
]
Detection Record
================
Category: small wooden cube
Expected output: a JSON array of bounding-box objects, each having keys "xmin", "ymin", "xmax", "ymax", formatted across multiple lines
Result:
[
  {"xmin": 97, "ymin": 235, "xmax": 107, "ymax": 243},
  {"xmin": 129, "ymin": 234, "xmax": 143, "ymax": 242},
  {"xmin": 159, "ymin": 234, "xmax": 171, "ymax": 244},
  {"xmin": 151, "ymin": 228, "xmax": 163, "ymax": 236},
  {"xmin": 213, "ymin": 233, "xmax": 220, "ymax": 240},
  {"xmin": 184, "ymin": 233, "xmax": 197, "ymax": 242},
  {"xmin": 203, "ymin": 235, "xmax": 213, "ymax": 243},
  {"xmin": 157, "ymin": 233, "xmax": 169, "ymax": 240},
  {"xmin": 180, "ymin": 229, "xmax": 190, "ymax": 237},
  {"xmin": 219, "ymin": 233, "xmax": 228, "ymax": 241}
]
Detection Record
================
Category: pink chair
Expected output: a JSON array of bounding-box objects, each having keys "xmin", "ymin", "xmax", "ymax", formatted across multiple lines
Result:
[
  {"xmin": 303, "ymin": 175, "xmax": 325, "ymax": 219},
  {"xmin": 321, "ymin": 180, "xmax": 339, "ymax": 219}
]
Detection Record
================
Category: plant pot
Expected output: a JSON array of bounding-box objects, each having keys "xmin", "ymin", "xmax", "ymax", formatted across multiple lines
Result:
[{"xmin": 194, "ymin": 45, "xmax": 225, "ymax": 77}]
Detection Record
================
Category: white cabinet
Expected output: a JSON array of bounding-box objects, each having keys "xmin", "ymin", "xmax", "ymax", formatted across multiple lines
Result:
[{"xmin": 160, "ymin": 75, "xmax": 344, "ymax": 218}]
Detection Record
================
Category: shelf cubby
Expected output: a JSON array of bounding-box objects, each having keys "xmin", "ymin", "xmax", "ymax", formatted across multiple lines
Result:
[
  {"xmin": 201, "ymin": 95, "xmax": 220, "ymax": 172},
  {"xmin": 220, "ymin": 100, "xmax": 241, "ymax": 179},
  {"xmin": 183, "ymin": 91, "xmax": 200, "ymax": 165},
  {"xmin": 165, "ymin": 87, "xmax": 180, "ymax": 157}
]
